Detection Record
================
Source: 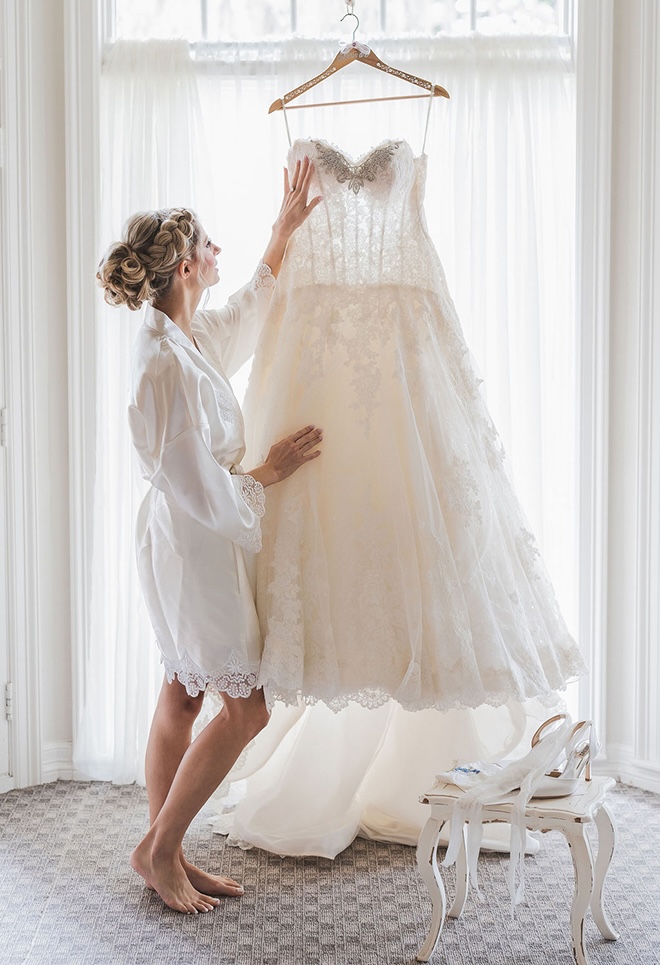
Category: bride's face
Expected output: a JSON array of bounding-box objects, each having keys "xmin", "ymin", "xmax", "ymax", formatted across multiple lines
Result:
[{"xmin": 195, "ymin": 226, "xmax": 221, "ymax": 289}]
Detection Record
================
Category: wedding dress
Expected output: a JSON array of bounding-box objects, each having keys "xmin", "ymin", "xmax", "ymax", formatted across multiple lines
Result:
[
  {"xmin": 247, "ymin": 136, "xmax": 584, "ymax": 712},
  {"xmin": 209, "ymin": 135, "xmax": 584, "ymax": 857}
]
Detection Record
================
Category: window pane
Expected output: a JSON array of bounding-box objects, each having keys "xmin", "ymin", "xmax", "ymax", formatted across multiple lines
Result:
[
  {"xmin": 112, "ymin": 0, "xmax": 564, "ymax": 41},
  {"xmin": 386, "ymin": 0, "xmax": 468, "ymax": 36},
  {"xmin": 475, "ymin": 0, "xmax": 559, "ymax": 36},
  {"xmin": 205, "ymin": 0, "xmax": 291, "ymax": 41},
  {"xmin": 116, "ymin": 0, "xmax": 202, "ymax": 40},
  {"xmin": 296, "ymin": 0, "xmax": 381, "ymax": 39}
]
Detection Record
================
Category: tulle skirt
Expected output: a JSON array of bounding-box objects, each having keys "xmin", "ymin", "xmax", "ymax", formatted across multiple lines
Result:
[{"xmin": 242, "ymin": 281, "xmax": 585, "ymax": 713}]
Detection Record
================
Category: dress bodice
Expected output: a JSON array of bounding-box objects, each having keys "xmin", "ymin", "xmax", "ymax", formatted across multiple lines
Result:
[{"xmin": 283, "ymin": 138, "xmax": 441, "ymax": 291}]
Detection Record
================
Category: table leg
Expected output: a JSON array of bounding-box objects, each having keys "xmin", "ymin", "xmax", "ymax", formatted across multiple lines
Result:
[
  {"xmin": 591, "ymin": 802, "xmax": 619, "ymax": 941},
  {"xmin": 448, "ymin": 822, "xmax": 469, "ymax": 919},
  {"xmin": 565, "ymin": 828, "xmax": 595, "ymax": 965},
  {"xmin": 416, "ymin": 814, "xmax": 447, "ymax": 962}
]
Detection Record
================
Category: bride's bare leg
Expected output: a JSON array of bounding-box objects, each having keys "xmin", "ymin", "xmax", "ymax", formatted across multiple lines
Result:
[
  {"xmin": 145, "ymin": 677, "xmax": 204, "ymax": 824},
  {"xmin": 143, "ymin": 677, "xmax": 248, "ymax": 896},
  {"xmin": 132, "ymin": 684, "xmax": 269, "ymax": 913}
]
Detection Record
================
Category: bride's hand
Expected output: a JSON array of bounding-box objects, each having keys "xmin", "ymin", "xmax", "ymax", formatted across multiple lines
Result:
[
  {"xmin": 275, "ymin": 156, "xmax": 323, "ymax": 238},
  {"xmin": 261, "ymin": 157, "xmax": 322, "ymax": 276},
  {"xmin": 249, "ymin": 425, "xmax": 323, "ymax": 488}
]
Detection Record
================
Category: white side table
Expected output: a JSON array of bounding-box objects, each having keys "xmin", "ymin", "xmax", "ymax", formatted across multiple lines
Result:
[{"xmin": 416, "ymin": 776, "xmax": 619, "ymax": 965}]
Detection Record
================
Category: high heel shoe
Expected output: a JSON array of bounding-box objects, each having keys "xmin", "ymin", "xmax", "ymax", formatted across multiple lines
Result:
[{"xmin": 530, "ymin": 715, "xmax": 598, "ymax": 799}]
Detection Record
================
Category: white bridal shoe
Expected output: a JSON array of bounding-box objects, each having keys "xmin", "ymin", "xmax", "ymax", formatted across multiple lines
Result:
[{"xmin": 529, "ymin": 714, "xmax": 598, "ymax": 799}]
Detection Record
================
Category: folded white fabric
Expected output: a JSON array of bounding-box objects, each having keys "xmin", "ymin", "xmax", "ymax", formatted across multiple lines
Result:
[{"xmin": 437, "ymin": 717, "xmax": 575, "ymax": 916}]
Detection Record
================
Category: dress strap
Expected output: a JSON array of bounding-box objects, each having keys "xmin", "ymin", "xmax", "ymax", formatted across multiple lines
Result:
[
  {"xmin": 282, "ymin": 101, "xmax": 293, "ymax": 148},
  {"xmin": 421, "ymin": 87, "xmax": 434, "ymax": 156}
]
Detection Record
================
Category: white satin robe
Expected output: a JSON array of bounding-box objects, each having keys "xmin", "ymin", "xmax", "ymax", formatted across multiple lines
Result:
[{"xmin": 128, "ymin": 264, "xmax": 275, "ymax": 697}]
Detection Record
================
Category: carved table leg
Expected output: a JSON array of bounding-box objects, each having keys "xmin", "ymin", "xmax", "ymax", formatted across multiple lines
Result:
[
  {"xmin": 448, "ymin": 822, "xmax": 469, "ymax": 919},
  {"xmin": 591, "ymin": 802, "xmax": 619, "ymax": 941},
  {"xmin": 565, "ymin": 827, "xmax": 595, "ymax": 965},
  {"xmin": 416, "ymin": 814, "xmax": 447, "ymax": 962}
]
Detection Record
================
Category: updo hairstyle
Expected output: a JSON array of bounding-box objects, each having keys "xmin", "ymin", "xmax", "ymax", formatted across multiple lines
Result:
[{"xmin": 96, "ymin": 208, "xmax": 201, "ymax": 311}]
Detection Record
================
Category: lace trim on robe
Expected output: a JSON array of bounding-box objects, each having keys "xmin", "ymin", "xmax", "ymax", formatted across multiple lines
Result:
[
  {"xmin": 163, "ymin": 648, "xmax": 260, "ymax": 699},
  {"xmin": 229, "ymin": 467, "xmax": 265, "ymax": 552},
  {"xmin": 251, "ymin": 261, "xmax": 276, "ymax": 291}
]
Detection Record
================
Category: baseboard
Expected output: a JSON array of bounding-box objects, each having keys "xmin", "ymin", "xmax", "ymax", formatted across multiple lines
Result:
[
  {"xmin": 41, "ymin": 740, "xmax": 74, "ymax": 782},
  {"xmin": 0, "ymin": 775, "xmax": 16, "ymax": 794},
  {"xmin": 34, "ymin": 742, "xmax": 660, "ymax": 795},
  {"xmin": 594, "ymin": 745, "xmax": 660, "ymax": 795}
]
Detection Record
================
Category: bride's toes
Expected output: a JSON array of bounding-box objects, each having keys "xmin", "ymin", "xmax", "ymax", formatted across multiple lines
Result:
[
  {"xmin": 193, "ymin": 892, "xmax": 219, "ymax": 913},
  {"xmin": 182, "ymin": 858, "xmax": 244, "ymax": 897}
]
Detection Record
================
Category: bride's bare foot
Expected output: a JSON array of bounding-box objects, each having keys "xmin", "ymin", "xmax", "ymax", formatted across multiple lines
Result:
[
  {"xmin": 181, "ymin": 857, "xmax": 244, "ymax": 897},
  {"xmin": 130, "ymin": 839, "xmax": 220, "ymax": 914}
]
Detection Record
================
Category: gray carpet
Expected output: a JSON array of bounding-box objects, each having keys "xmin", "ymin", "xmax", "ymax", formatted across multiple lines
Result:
[{"xmin": 0, "ymin": 780, "xmax": 658, "ymax": 964}]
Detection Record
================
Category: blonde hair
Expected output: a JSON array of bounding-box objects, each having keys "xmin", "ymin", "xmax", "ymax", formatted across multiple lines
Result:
[{"xmin": 96, "ymin": 208, "xmax": 201, "ymax": 311}]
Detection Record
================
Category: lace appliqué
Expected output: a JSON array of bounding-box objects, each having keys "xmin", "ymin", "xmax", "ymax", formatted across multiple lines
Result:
[
  {"xmin": 516, "ymin": 528, "xmax": 542, "ymax": 582},
  {"xmin": 214, "ymin": 386, "xmax": 240, "ymax": 429},
  {"xmin": 236, "ymin": 472, "xmax": 265, "ymax": 517},
  {"xmin": 230, "ymin": 472, "xmax": 265, "ymax": 553},
  {"xmin": 251, "ymin": 261, "xmax": 276, "ymax": 291},
  {"xmin": 313, "ymin": 141, "xmax": 399, "ymax": 194},
  {"xmin": 446, "ymin": 454, "xmax": 483, "ymax": 526},
  {"xmin": 163, "ymin": 648, "xmax": 260, "ymax": 699}
]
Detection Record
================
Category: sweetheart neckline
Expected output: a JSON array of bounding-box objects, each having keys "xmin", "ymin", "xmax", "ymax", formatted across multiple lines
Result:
[{"xmin": 288, "ymin": 136, "xmax": 426, "ymax": 165}]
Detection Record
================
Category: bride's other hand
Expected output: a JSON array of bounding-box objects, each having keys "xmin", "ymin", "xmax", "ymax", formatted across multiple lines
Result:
[
  {"xmin": 248, "ymin": 425, "xmax": 323, "ymax": 488},
  {"xmin": 261, "ymin": 157, "xmax": 322, "ymax": 277}
]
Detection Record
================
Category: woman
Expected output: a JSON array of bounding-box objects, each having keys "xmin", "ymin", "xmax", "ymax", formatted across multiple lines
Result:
[{"xmin": 96, "ymin": 158, "xmax": 322, "ymax": 914}]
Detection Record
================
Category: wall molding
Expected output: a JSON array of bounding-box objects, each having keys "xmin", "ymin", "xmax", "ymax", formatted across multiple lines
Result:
[
  {"xmin": 0, "ymin": 0, "xmax": 44, "ymax": 788},
  {"xmin": 64, "ymin": 0, "xmax": 101, "ymax": 764},
  {"xmin": 575, "ymin": 0, "xmax": 613, "ymax": 738},
  {"xmin": 42, "ymin": 741, "xmax": 74, "ymax": 782},
  {"xmin": 634, "ymin": 0, "xmax": 660, "ymax": 778},
  {"xmin": 0, "ymin": 775, "xmax": 14, "ymax": 795},
  {"xmin": 597, "ymin": 744, "xmax": 660, "ymax": 796}
]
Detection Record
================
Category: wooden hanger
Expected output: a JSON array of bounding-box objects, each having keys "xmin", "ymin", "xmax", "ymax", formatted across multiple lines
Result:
[{"xmin": 268, "ymin": 13, "xmax": 449, "ymax": 113}]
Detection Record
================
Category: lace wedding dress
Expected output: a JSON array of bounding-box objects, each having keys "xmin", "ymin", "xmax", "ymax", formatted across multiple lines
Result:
[
  {"xmin": 245, "ymin": 137, "xmax": 585, "ymax": 713},
  {"xmin": 208, "ymin": 136, "xmax": 584, "ymax": 857}
]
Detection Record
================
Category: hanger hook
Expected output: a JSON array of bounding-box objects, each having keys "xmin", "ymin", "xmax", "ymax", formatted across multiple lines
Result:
[{"xmin": 340, "ymin": 11, "xmax": 360, "ymax": 43}]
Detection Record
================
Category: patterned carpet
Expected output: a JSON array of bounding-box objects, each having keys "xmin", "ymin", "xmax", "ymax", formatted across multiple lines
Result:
[{"xmin": 0, "ymin": 780, "xmax": 658, "ymax": 964}]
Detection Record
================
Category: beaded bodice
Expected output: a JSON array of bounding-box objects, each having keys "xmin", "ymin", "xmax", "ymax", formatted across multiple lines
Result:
[{"xmin": 282, "ymin": 138, "xmax": 440, "ymax": 292}]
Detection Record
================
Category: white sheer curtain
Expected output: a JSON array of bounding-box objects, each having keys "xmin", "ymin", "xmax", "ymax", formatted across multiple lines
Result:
[
  {"xmin": 74, "ymin": 35, "xmax": 576, "ymax": 794},
  {"xmin": 73, "ymin": 41, "xmax": 216, "ymax": 781}
]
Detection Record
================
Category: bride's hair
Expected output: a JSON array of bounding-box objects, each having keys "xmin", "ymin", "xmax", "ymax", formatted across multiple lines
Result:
[{"xmin": 96, "ymin": 207, "xmax": 200, "ymax": 311}]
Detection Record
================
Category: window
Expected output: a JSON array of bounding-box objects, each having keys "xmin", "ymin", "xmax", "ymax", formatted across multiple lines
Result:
[
  {"xmin": 79, "ymin": 0, "xmax": 579, "ymax": 781},
  {"xmin": 108, "ymin": 0, "xmax": 573, "ymax": 43}
]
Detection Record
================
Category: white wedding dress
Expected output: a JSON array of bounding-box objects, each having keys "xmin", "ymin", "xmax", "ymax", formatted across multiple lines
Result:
[{"xmin": 208, "ymin": 136, "xmax": 584, "ymax": 856}]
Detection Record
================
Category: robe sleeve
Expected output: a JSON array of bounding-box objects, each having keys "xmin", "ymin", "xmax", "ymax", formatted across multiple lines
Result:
[
  {"xmin": 193, "ymin": 262, "xmax": 276, "ymax": 378},
  {"xmin": 128, "ymin": 353, "xmax": 265, "ymax": 553}
]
